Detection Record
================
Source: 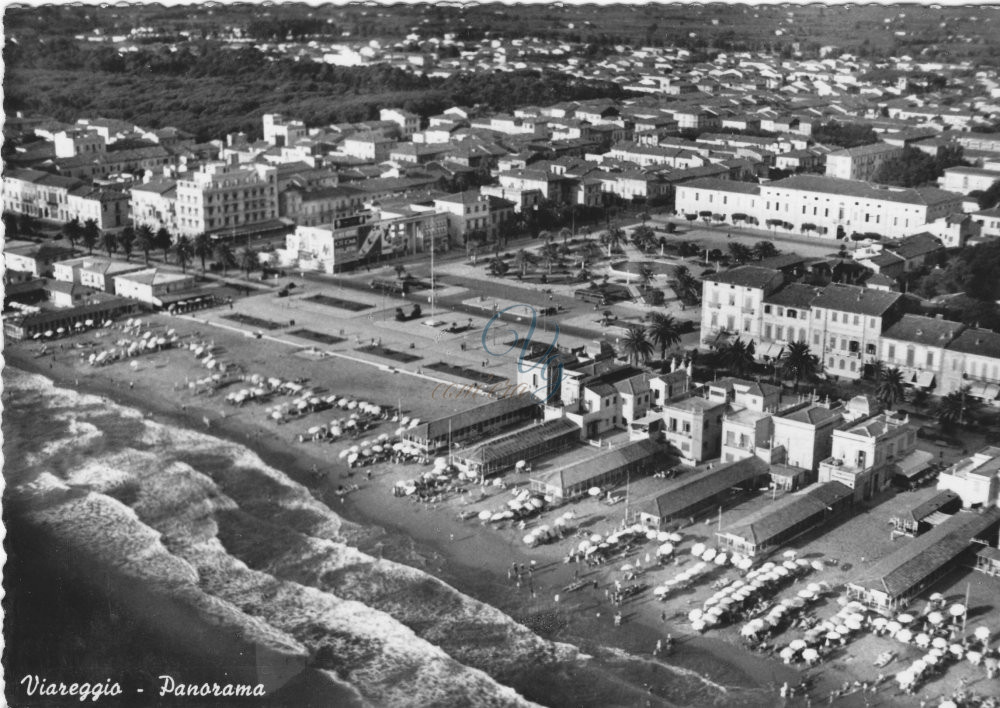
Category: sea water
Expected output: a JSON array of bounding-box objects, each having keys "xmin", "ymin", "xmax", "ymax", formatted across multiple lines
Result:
[{"xmin": 3, "ymin": 368, "xmax": 769, "ymax": 707}]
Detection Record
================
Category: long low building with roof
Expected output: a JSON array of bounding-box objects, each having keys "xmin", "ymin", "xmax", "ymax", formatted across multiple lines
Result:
[
  {"xmin": 453, "ymin": 418, "xmax": 579, "ymax": 478},
  {"xmin": 529, "ymin": 439, "xmax": 665, "ymax": 501},
  {"xmin": 401, "ymin": 396, "xmax": 540, "ymax": 454},
  {"xmin": 716, "ymin": 481, "xmax": 855, "ymax": 557},
  {"xmin": 632, "ymin": 457, "xmax": 770, "ymax": 530},
  {"xmin": 846, "ymin": 507, "xmax": 1000, "ymax": 611}
]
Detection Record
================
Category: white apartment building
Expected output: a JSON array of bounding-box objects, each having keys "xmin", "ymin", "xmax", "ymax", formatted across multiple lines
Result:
[
  {"xmin": 130, "ymin": 179, "xmax": 179, "ymax": 234},
  {"xmin": 825, "ymin": 143, "xmax": 903, "ymax": 181},
  {"xmin": 771, "ymin": 400, "xmax": 844, "ymax": 472},
  {"xmin": 605, "ymin": 141, "xmax": 706, "ymax": 169},
  {"xmin": 971, "ymin": 207, "xmax": 1000, "ymax": 239},
  {"xmin": 262, "ymin": 114, "xmax": 308, "ymax": 148},
  {"xmin": 818, "ymin": 412, "xmax": 916, "ymax": 501},
  {"xmin": 174, "ymin": 161, "xmax": 278, "ymax": 238},
  {"xmin": 676, "ymin": 175, "xmax": 965, "ymax": 240},
  {"xmin": 341, "ymin": 133, "xmax": 397, "ymax": 162},
  {"xmin": 809, "ymin": 284, "xmax": 903, "ymax": 380},
  {"xmin": 379, "ymin": 108, "xmax": 420, "ymax": 138},
  {"xmin": 53, "ymin": 128, "xmax": 106, "ymax": 158},
  {"xmin": 759, "ymin": 283, "xmax": 822, "ymax": 360},
  {"xmin": 3, "ymin": 168, "xmax": 127, "ymax": 229},
  {"xmin": 113, "ymin": 268, "xmax": 196, "ymax": 305},
  {"xmin": 937, "ymin": 446, "xmax": 1000, "ymax": 508},
  {"xmin": 940, "ymin": 328, "xmax": 1000, "ymax": 401},
  {"xmin": 701, "ymin": 266, "xmax": 784, "ymax": 344},
  {"xmin": 938, "ymin": 166, "xmax": 1000, "ymax": 195},
  {"xmin": 278, "ymin": 224, "xmax": 361, "ymax": 274},
  {"xmin": 879, "ymin": 314, "xmax": 964, "ymax": 394}
]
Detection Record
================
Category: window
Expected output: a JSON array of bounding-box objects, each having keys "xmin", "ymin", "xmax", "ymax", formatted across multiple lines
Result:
[
  {"xmin": 764, "ymin": 305, "xmax": 772, "ymax": 314},
  {"xmin": 776, "ymin": 326, "xmax": 784, "ymax": 340},
  {"xmin": 814, "ymin": 332, "xmax": 821, "ymax": 345},
  {"xmin": 832, "ymin": 312, "xmax": 838, "ymax": 322},
  {"xmin": 764, "ymin": 324, "xmax": 772, "ymax": 339}
]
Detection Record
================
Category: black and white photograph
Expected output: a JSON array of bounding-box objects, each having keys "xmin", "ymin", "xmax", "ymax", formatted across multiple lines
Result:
[{"xmin": 4, "ymin": 1, "xmax": 1000, "ymax": 706}]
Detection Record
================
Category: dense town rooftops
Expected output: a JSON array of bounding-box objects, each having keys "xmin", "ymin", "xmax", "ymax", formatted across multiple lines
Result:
[{"xmin": 810, "ymin": 283, "xmax": 902, "ymax": 317}]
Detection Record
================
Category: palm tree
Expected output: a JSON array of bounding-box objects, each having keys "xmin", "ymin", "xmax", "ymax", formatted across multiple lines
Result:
[
  {"xmin": 82, "ymin": 218, "xmax": 100, "ymax": 254},
  {"xmin": 671, "ymin": 265, "xmax": 701, "ymax": 304},
  {"xmin": 62, "ymin": 217, "xmax": 83, "ymax": 249},
  {"xmin": 154, "ymin": 227, "xmax": 173, "ymax": 262},
  {"xmin": 173, "ymin": 235, "xmax": 194, "ymax": 274},
  {"xmin": 513, "ymin": 249, "xmax": 537, "ymax": 277},
  {"xmin": 214, "ymin": 242, "xmax": 235, "ymax": 276},
  {"xmin": 647, "ymin": 312, "xmax": 681, "ymax": 360},
  {"xmin": 779, "ymin": 340, "xmax": 820, "ymax": 392},
  {"xmin": 539, "ymin": 229, "xmax": 553, "ymax": 245},
  {"xmin": 867, "ymin": 358, "xmax": 885, "ymax": 383},
  {"xmin": 540, "ymin": 242, "xmax": 561, "ymax": 274},
  {"xmin": 193, "ymin": 233, "xmax": 212, "ymax": 273},
  {"xmin": 117, "ymin": 226, "xmax": 135, "ymax": 261},
  {"xmin": 238, "ymin": 246, "xmax": 259, "ymax": 278},
  {"xmin": 601, "ymin": 224, "xmax": 625, "ymax": 257},
  {"xmin": 876, "ymin": 367, "xmax": 906, "ymax": 410},
  {"xmin": 936, "ymin": 386, "xmax": 980, "ymax": 431},
  {"xmin": 729, "ymin": 242, "xmax": 753, "ymax": 264},
  {"xmin": 622, "ymin": 326, "xmax": 654, "ymax": 366},
  {"xmin": 488, "ymin": 257, "xmax": 509, "ymax": 276},
  {"xmin": 720, "ymin": 337, "xmax": 756, "ymax": 377},
  {"xmin": 753, "ymin": 241, "xmax": 779, "ymax": 261},
  {"xmin": 135, "ymin": 225, "xmax": 155, "ymax": 265},
  {"xmin": 580, "ymin": 240, "xmax": 603, "ymax": 267},
  {"xmin": 638, "ymin": 264, "xmax": 655, "ymax": 291},
  {"xmin": 559, "ymin": 227, "xmax": 572, "ymax": 245},
  {"xmin": 100, "ymin": 230, "xmax": 117, "ymax": 257}
]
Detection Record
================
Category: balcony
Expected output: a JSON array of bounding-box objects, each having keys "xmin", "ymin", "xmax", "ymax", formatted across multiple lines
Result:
[
  {"xmin": 707, "ymin": 300, "xmax": 722, "ymax": 309},
  {"xmin": 741, "ymin": 305, "xmax": 756, "ymax": 314}
]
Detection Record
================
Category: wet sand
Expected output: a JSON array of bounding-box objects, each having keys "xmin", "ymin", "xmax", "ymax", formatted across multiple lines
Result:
[{"xmin": 3, "ymin": 317, "xmax": 871, "ymax": 707}]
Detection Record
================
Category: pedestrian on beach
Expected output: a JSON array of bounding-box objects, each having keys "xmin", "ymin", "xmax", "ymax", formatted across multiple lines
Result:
[{"xmin": 660, "ymin": 611, "xmax": 666, "ymax": 623}]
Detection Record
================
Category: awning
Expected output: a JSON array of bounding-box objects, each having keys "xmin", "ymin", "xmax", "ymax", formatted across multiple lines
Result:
[
  {"xmin": 924, "ymin": 511, "xmax": 953, "ymax": 527},
  {"xmin": 915, "ymin": 371, "xmax": 935, "ymax": 389},
  {"xmin": 967, "ymin": 382, "xmax": 1000, "ymax": 401},
  {"xmin": 892, "ymin": 449, "xmax": 935, "ymax": 480},
  {"xmin": 757, "ymin": 342, "xmax": 785, "ymax": 361}
]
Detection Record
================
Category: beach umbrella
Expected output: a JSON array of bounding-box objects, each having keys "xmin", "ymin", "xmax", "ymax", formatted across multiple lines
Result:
[
  {"xmin": 783, "ymin": 550, "xmax": 797, "ymax": 559},
  {"xmin": 895, "ymin": 671, "xmax": 913, "ymax": 686},
  {"xmin": 590, "ymin": 534, "xmax": 603, "ymax": 544},
  {"xmin": 927, "ymin": 611, "xmax": 945, "ymax": 626},
  {"xmin": 347, "ymin": 453, "xmax": 358, "ymax": 465},
  {"xmin": 949, "ymin": 603, "xmax": 966, "ymax": 618},
  {"xmin": 738, "ymin": 558, "xmax": 753, "ymax": 571},
  {"xmin": 910, "ymin": 659, "xmax": 926, "ymax": 674},
  {"xmin": 806, "ymin": 582, "xmax": 823, "ymax": 594},
  {"xmin": 967, "ymin": 650, "xmax": 982, "ymax": 666},
  {"xmin": 774, "ymin": 566, "xmax": 789, "ymax": 577},
  {"xmin": 338, "ymin": 449, "xmax": 350, "ymax": 459},
  {"xmin": 810, "ymin": 560, "xmax": 825, "ymax": 572},
  {"xmin": 587, "ymin": 486, "xmax": 602, "ymax": 497},
  {"xmin": 691, "ymin": 543, "xmax": 706, "ymax": 557},
  {"xmin": 789, "ymin": 639, "xmax": 807, "ymax": 652},
  {"xmin": 802, "ymin": 648, "xmax": 819, "ymax": 663},
  {"xmin": 825, "ymin": 631, "xmax": 841, "ymax": 642},
  {"xmin": 44, "ymin": 330, "xmax": 54, "ymax": 338},
  {"xmin": 782, "ymin": 561, "xmax": 797, "ymax": 571},
  {"xmin": 845, "ymin": 617, "xmax": 863, "ymax": 631},
  {"xmin": 702, "ymin": 548, "xmax": 717, "ymax": 562},
  {"xmin": 923, "ymin": 653, "xmax": 938, "ymax": 666},
  {"xmin": 85, "ymin": 319, "xmax": 95, "ymax": 327},
  {"xmin": 657, "ymin": 543, "xmax": 674, "ymax": 557},
  {"xmin": 691, "ymin": 620, "xmax": 706, "ymax": 633},
  {"xmin": 929, "ymin": 592, "xmax": 944, "ymax": 603},
  {"xmin": 974, "ymin": 626, "xmax": 990, "ymax": 641},
  {"xmin": 915, "ymin": 633, "xmax": 931, "ymax": 648},
  {"xmin": 667, "ymin": 532, "xmax": 683, "ymax": 543},
  {"xmin": 896, "ymin": 613, "xmax": 914, "ymax": 625},
  {"xmin": 932, "ymin": 636, "xmax": 949, "ymax": 649},
  {"xmin": 689, "ymin": 609, "xmax": 703, "ymax": 622},
  {"xmin": 949, "ymin": 643, "xmax": 964, "ymax": 657},
  {"xmin": 779, "ymin": 647, "xmax": 795, "ymax": 663},
  {"xmin": 886, "ymin": 620, "xmax": 902, "ymax": 635},
  {"xmin": 939, "ymin": 702, "xmax": 957, "ymax": 708},
  {"xmin": 478, "ymin": 510, "xmax": 492, "ymax": 521},
  {"xmin": 895, "ymin": 628, "xmax": 913, "ymax": 643},
  {"xmin": 714, "ymin": 553, "xmax": 727, "ymax": 566}
]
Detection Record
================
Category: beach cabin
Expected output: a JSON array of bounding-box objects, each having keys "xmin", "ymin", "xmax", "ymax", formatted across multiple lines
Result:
[{"xmin": 529, "ymin": 440, "xmax": 663, "ymax": 501}]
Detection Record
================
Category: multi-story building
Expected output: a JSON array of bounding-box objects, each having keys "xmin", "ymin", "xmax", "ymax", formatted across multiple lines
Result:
[
  {"xmin": 53, "ymin": 128, "xmax": 106, "ymax": 159},
  {"xmin": 937, "ymin": 446, "xmax": 1000, "ymax": 508},
  {"xmin": 262, "ymin": 114, "xmax": 308, "ymax": 148},
  {"xmin": 379, "ymin": 108, "xmax": 420, "ymax": 139},
  {"xmin": 818, "ymin": 411, "xmax": 917, "ymax": 501},
  {"xmin": 714, "ymin": 378, "xmax": 781, "ymax": 464},
  {"xmin": 661, "ymin": 394, "xmax": 727, "ymax": 465},
  {"xmin": 938, "ymin": 166, "xmax": 1000, "ymax": 195},
  {"xmin": 605, "ymin": 141, "xmax": 706, "ymax": 169},
  {"xmin": 3, "ymin": 168, "xmax": 128, "ymax": 229},
  {"xmin": 66, "ymin": 185, "xmax": 129, "ymax": 230},
  {"xmin": 281, "ymin": 185, "xmax": 366, "ymax": 227},
  {"xmin": 341, "ymin": 133, "xmax": 397, "ymax": 162},
  {"xmin": 52, "ymin": 256, "xmax": 146, "ymax": 293},
  {"xmin": 824, "ymin": 143, "xmax": 903, "ymax": 181},
  {"xmin": 971, "ymin": 207, "xmax": 1000, "ymax": 239},
  {"xmin": 809, "ymin": 284, "xmax": 905, "ymax": 380},
  {"xmin": 941, "ymin": 328, "xmax": 1000, "ymax": 401},
  {"xmin": 113, "ymin": 268, "xmax": 197, "ymax": 306},
  {"xmin": 880, "ymin": 314, "xmax": 964, "ymax": 394},
  {"xmin": 130, "ymin": 178, "xmax": 178, "ymax": 234},
  {"xmin": 760, "ymin": 283, "xmax": 822, "ymax": 360},
  {"xmin": 677, "ymin": 175, "xmax": 965, "ymax": 240},
  {"xmin": 174, "ymin": 161, "xmax": 278, "ymax": 238},
  {"xmin": 433, "ymin": 191, "xmax": 515, "ymax": 243},
  {"xmin": 3, "ymin": 240, "xmax": 76, "ymax": 278},
  {"xmin": 771, "ymin": 400, "xmax": 844, "ymax": 472},
  {"xmin": 701, "ymin": 266, "xmax": 784, "ymax": 344},
  {"xmin": 278, "ymin": 222, "xmax": 362, "ymax": 274}
]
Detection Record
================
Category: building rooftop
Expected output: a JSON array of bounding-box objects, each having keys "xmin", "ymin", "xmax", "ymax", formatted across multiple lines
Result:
[
  {"xmin": 946, "ymin": 328, "xmax": 1000, "ymax": 359},
  {"xmin": 765, "ymin": 283, "xmax": 822, "ymax": 308},
  {"xmin": 704, "ymin": 265, "xmax": 781, "ymax": 289},
  {"xmin": 776, "ymin": 401, "xmax": 842, "ymax": 427},
  {"xmin": 881, "ymin": 314, "xmax": 964, "ymax": 347},
  {"xmin": 639, "ymin": 457, "xmax": 769, "ymax": 520},
  {"xmin": 721, "ymin": 481, "xmax": 853, "ymax": 546},
  {"xmin": 531, "ymin": 440, "xmax": 661, "ymax": 493},
  {"xmin": 665, "ymin": 395, "xmax": 727, "ymax": 414},
  {"xmin": 811, "ymin": 283, "xmax": 902, "ymax": 317},
  {"xmin": 679, "ymin": 177, "xmax": 762, "ymax": 195},
  {"xmin": 942, "ymin": 446, "xmax": 1000, "ymax": 480},
  {"xmin": 767, "ymin": 175, "xmax": 962, "ymax": 207}
]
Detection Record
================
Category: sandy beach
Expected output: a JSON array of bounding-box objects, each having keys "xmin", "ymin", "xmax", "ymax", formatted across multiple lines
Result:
[{"xmin": 5, "ymin": 302, "xmax": 994, "ymax": 707}]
